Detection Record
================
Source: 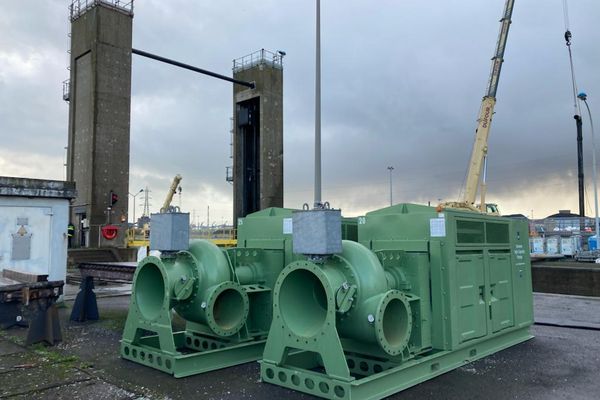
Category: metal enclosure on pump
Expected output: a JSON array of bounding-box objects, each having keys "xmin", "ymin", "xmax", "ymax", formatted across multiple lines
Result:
[
  {"xmin": 260, "ymin": 204, "xmax": 533, "ymax": 399},
  {"xmin": 120, "ymin": 208, "xmax": 357, "ymax": 377}
]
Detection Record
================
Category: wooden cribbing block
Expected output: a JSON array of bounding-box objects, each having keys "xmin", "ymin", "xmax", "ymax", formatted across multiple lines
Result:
[{"xmin": 2, "ymin": 269, "xmax": 48, "ymax": 283}]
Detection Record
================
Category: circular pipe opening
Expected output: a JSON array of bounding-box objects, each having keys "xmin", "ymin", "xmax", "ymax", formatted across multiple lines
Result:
[
  {"xmin": 279, "ymin": 269, "xmax": 328, "ymax": 337},
  {"xmin": 382, "ymin": 298, "xmax": 410, "ymax": 347},
  {"xmin": 134, "ymin": 263, "xmax": 165, "ymax": 320},
  {"xmin": 376, "ymin": 293, "xmax": 412, "ymax": 355},
  {"xmin": 212, "ymin": 288, "xmax": 245, "ymax": 332}
]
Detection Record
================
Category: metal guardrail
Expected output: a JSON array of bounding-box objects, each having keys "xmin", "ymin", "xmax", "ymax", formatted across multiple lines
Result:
[
  {"xmin": 573, "ymin": 250, "xmax": 600, "ymax": 262},
  {"xmin": 69, "ymin": 0, "xmax": 134, "ymax": 21},
  {"xmin": 233, "ymin": 49, "xmax": 284, "ymax": 73},
  {"xmin": 191, "ymin": 227, "xmax": 236, "ymax": 240},
  {"xmin": 126, "ymin": 227, "xmax": 237, "ymax": 248},
  {"xmin": 126, "ymin": 227, "xmax": 149, "ymax": 246},
  {"xmin": 530, "ymin": 217, "xmax": 596, "ymax": 236}
]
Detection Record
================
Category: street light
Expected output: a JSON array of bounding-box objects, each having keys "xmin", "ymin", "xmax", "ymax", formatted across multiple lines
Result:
[
  {"xmin": 129, "ymin": 188, "xmax": 144, "ymax": 224},
  {"xmin": 314, "ymin": 0, "xmax": 322, "ymax": 209},
  {"xmin": 577, "ymin": 92, "xmax": 599, "ymax": 243},
  {"xmin": 387, "ymin": 166, "xmax": 394, "ymax": 206}
]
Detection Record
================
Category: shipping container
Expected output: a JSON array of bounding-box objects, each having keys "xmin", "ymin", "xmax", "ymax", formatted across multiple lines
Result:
[
  {"xmin": 546, "ymin": 236, "xmax": 560, "ymax": 255},
  {"xmin": 530, "ymin": 237, "xmax": 545, "ymax": 254}
]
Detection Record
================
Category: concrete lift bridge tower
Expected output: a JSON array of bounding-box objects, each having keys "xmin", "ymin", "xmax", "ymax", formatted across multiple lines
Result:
[
  {"xmin": 232, "ymin": 50, "xmax": 284, "ymax": 226},
  {"xmin": 65, "ymin": 0, "xmax": 134, "ymax": 249}
]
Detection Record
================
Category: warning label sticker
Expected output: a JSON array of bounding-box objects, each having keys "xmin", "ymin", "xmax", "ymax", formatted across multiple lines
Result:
[{"xmin": 430, "ymin": 218, "xmax": 446, "ymax": 237}]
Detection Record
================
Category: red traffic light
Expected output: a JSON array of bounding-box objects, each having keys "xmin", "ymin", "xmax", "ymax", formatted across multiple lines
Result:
[{"xmin": 110, "ymin": 191, "xmax": 119, "ymax": 206}]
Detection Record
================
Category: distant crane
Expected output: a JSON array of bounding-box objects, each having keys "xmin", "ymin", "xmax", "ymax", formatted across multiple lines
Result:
[
  {"xmin": 443, "ymin": 0, "xmax": 515, "ymax": 214},
  {"xmin": 160, "ymin": 174, "xmax": 183, "ymax": 213}
]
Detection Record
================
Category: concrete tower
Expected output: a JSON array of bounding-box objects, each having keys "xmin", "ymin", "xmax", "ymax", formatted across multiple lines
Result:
[
  {"xmin": 65, "ymin": 1, "xmax": 133, "ymax": 248},
  {"xmin": 232, "ymin": 50, "xmax": 284, "ymax": 226}
]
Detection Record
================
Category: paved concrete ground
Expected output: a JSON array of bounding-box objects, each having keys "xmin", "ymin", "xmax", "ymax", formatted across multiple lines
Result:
[
  {"xmin": 1, "ymin": 290, "xmax": 599, "ymax": 399},
  {"xmin": 534, "ymin": 292, "xmax": 600, "ymax": 329}
]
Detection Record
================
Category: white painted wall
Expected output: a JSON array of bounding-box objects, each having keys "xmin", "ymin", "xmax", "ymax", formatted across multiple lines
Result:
[{"xmin": 0, "ymin": 197, "xmax": 69, "ymax": 283}]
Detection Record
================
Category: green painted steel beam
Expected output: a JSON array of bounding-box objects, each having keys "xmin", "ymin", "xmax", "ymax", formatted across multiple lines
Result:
[
  {"xmin": 260, "ymin": 327, "xmax": 532, "ymax": 400},
  {"xmin": 121, "ymin": 332, "xmax": 266, "ymax": 377}
]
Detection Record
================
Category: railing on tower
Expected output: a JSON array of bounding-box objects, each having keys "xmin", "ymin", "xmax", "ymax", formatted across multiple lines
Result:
[
  {"xmin": 233, "ymin": 49, "xmax": 284, "ymax": 73},
  {"xmin": 69, "ymin": 0, "xmax": 134, "ymax": 22}
]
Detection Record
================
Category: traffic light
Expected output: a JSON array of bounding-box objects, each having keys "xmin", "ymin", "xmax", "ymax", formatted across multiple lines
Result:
[{"xmin": 110, "ymin": 191, "xmax": 119, "ymax": 206}]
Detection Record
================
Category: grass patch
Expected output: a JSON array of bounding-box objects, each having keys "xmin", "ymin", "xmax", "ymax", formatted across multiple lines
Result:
[
  {"xmin": 30, "ymin": 344, "xmax": 94, "ymax": 372},
  {"xmin": 0, "ymin": 330, "xmax": 25, "ymax": 346},
  {"xmin": 1, "ymin": 328, "xmax": 94, "ymax": 375},
  {"xmin": 31, "ymin": 343, "xmax": 79, "ymax": 364}
]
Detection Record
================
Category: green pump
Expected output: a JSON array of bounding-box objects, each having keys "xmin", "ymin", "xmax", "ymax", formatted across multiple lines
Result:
[{"xmin": 120, "ymin": 207, "xmax": 358, "ymax": 377}]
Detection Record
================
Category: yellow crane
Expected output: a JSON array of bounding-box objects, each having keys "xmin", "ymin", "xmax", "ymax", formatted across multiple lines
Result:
[
  {"xmin": 160, "ymin": 174, "xmax": 182, "ymax": 213},
  {"xmin": 443, "ymin": 0, "xmax": 515, "ymax": 214}
]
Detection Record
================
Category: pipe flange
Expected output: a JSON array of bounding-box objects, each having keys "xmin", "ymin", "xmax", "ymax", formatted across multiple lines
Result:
[
  {"xmin": 204, "ymin": 281, "xmax": 249, "ymax": 337},
  {"xmin": 132, "ymin": 257, "xmax": 168, "ymax": 321},
  {"xmin": 374, "ymin": 290, "xmax": 413, "ymax": 356},
  {"xmin": 175, "ymin": 251, "xmax": 200, "ymax": 305},
  {"xmin": 273, "ymin": 261, "xmax": 337, "ymax": 339},
  {"xmin": 136, "ymin": 255, "xmax": 162, "ymax": 270}
]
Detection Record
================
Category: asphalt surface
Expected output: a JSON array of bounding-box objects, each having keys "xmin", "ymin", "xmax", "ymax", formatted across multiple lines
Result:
[
  {"xmin": 1, "ymin": 290, "xmax": 599, "ymax": 400},
  {"xmin": 534, "ymin": 292, "xmax": 600, "ymax": 329}
]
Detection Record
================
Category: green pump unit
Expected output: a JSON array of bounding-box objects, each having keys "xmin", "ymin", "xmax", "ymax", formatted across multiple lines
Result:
[
  {"xmin": 260, "ymin": 204, "xmax": 533, "ymax": 399},
  {"xmin": 120, "ymin": 208, "xmax": 357, "ymax": 377}
]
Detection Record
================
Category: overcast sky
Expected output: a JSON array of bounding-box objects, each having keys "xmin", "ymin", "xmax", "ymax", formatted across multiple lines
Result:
[{"xmin": 1, "ymin": 0, "xmax": 599, "ymax": 223}]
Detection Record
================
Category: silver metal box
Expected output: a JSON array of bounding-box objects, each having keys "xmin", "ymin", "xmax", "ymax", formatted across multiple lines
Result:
[
  {"xmin": 292, "ymin": 209, "xmax": 342, "ymax": 255},
  {"xmin": 150, "ymin": 212, "xmax": 190, "ymax": 252}
]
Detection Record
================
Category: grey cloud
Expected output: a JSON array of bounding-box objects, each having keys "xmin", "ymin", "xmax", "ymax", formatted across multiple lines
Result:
[{"xmin": 1, "ymin": 0, "xmax": 599, "ymax": 221}]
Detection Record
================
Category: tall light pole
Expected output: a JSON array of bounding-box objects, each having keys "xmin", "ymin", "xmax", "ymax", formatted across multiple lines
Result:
[
  {"xmin": 314, "ymin": 0, "xmax": 322, "ymax": 209},
  {"xmin": 387, "ymin": 166, "xmax": 394, "ymax": 206},
  {"xmin": 578, "ymin": 92, "xmax": 599, "ymax": 240},
  {"xmin": 129, "ymin": 188, "xmax": 144, "ymax": 224}
]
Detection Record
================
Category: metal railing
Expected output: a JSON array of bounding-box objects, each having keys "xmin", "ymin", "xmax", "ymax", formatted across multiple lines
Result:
[
  {"xmin": 530, "ymin": 217, "xmax": 597, "ymax": 236},
  {"xmin": 233, "ymin": 49, "xmax": 284, "ymax": 73},
  {"xmin": 190, "ymin": 226, "xmax": 237, "ymax": 247},
  {"xmin": 69, "ymin": 0, "xmax": 134, "ymax": 21},
  {"xmin": 126, "ymin": 227, "xmax": 150, "ymax": 247},
  {"xmin": 191, "ymin": 226, "xmax": 236, "ymax": 239}
]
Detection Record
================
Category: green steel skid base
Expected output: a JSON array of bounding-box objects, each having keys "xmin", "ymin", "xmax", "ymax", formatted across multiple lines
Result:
[
  {"xmin": 121, "ymin": 332, "xmax": 266, "ymax": 378},
  {"xmin": 260, "ymin": 327, "xmax": 533, "ymax": 400}
]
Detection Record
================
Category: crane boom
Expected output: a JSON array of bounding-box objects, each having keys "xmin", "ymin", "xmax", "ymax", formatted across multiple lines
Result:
[
  {"xmin": 161, "ymin": 174, "xmax": 182, "ymax": 213},
  {"xmin": 462, "ymin": 0, "xmax": 515, "ymax": 207}
]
